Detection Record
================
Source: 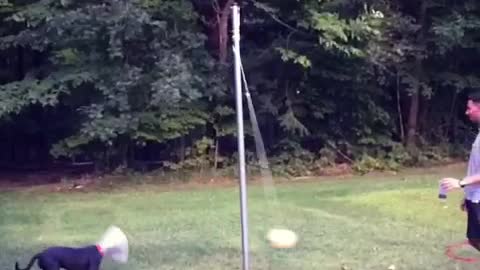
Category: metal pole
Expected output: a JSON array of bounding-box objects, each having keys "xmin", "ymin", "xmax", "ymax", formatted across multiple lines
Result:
[{"xmin": 232, "ymin": 3, "xmax": 249, "ymax": 270}]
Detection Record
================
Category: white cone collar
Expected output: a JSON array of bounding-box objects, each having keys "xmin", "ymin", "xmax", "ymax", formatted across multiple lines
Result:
[{"xmin": 97, "ymin": 225, "xmax": 129, "ymax": 263}]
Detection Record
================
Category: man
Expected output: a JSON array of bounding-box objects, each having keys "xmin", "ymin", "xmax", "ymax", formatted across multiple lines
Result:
[{"xmin": 441, "ymin": 90, "xmax": 480, "ymax": 251}]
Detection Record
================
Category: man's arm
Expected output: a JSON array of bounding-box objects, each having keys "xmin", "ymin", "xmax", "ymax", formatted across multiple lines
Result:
[
  {"xmin": 441, "ymin": 174, "xmax": 480, "ymax": 191},
  {"xmin": 461, "ymin": 174, "xmax": 480, "ymax": 186}
]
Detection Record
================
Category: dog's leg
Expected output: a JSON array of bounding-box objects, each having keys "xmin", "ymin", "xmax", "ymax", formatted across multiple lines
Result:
[
  {"xmin": 88, "ymin": 258, "xmax": 102, "ymax": 270},
  {"xmin": 38, "ymin": 259, "xmax": 60, "ymax": 270}
]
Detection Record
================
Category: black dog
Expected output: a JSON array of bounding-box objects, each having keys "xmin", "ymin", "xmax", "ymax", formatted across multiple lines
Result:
[{"xmin": 15, "ymin": 245, "xmax": 104, "ymax": 270}]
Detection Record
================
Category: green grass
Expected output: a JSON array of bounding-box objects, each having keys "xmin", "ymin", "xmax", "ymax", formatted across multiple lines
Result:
[{"xmin": 1, "ymin": 170, "xmax": 479, "ymax": 270}]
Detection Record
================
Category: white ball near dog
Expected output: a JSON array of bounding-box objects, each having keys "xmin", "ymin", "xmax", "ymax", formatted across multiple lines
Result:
[{"xmin": 266, "ymin": 228, "xmax": 298, "ymax": 249}]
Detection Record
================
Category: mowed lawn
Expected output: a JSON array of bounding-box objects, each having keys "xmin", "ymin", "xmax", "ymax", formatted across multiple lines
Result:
[{"xmin": 0, "ymin": 167, "xmax": 478, "ymax": 270}]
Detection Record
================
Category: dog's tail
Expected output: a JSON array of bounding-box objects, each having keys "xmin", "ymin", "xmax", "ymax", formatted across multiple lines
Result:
[{"xmin": 15, "ymin": 254, "xmax": 39, "ymax": 270}]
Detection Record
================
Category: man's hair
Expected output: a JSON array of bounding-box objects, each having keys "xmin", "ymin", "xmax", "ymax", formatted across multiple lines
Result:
[{"xmin": 468, "ymin": 88, "xmax": 480, "ymax": 103}]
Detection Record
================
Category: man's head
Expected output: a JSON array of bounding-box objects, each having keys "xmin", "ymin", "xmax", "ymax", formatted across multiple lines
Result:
[{"xmin": 467, "ymin": 90, "xmax": 480, "ymax": 123}]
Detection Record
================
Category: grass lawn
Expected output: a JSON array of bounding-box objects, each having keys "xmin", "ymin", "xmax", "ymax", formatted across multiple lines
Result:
[{"xmin": 0, "ymin": 165, "xmax": 479, "ymax": 270}]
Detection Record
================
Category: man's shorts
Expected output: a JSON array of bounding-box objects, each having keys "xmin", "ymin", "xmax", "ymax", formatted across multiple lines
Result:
[{"xmin": 466, "ymin": 199, "xmax": 480, "ymax": 239}]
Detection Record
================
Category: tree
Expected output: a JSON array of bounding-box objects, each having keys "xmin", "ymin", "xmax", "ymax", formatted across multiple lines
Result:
[{"xmin": 0, "ymin": 0, "xmax": 217, "ymax": 169}]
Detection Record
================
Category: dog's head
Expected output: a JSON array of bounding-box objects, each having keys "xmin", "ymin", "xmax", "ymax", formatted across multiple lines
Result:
[{"xmin": 97, "ymin": 226, "xmax": 129, "ymax": 264}]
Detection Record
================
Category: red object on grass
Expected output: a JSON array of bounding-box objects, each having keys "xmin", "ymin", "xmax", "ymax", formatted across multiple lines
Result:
[{"xmin": 445, "ymin": 240, "xmax": 479, "ymax": 263}]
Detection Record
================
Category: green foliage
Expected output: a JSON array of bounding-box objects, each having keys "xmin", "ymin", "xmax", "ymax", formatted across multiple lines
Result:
[
  {"xmin": 163, "ymin": 136, "xmax": 214, "ymax": 171},
  {"xmin": 352, "ymin": 154, "xmax": 388, "ymax": 174},
  {"xmin": 351, "ymin": 141, "xmax": 458, "ymax": 175},
  {"xmin": 0, "ymin": 0, "xmax": 478, "ymax": 176},
  {"xmin": 0, "ymin": 0, "xmax": 13, "ymax": 13},
  {"xmin": 276, "ymin": 48, "xmax": 312, "ymax": 68},
  {"xmin": 432, "ymin": 12, "xmax": 480, "ymax": 54},
  {"xmin": 0, "ymin": 0, "xmax": 218, "ymax": 169},
  {"xmin": 270, "ymin": 140, "xmax": 316, "ymax": 176}
]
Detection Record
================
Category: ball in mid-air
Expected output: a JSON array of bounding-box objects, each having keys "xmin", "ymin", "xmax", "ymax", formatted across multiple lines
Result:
[{"xmin": 266, "ymin": 228, "xmax": 298, "ymax": 249}]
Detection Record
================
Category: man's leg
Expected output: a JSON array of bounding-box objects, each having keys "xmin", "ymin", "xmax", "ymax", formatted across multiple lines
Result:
[
  {"xmin": 466, "ymin": 200, "xmax": 480, "ymax": 252},
  {"xmin": 468, "ymin": 239, "xmax": 480, "ymax": 251}
]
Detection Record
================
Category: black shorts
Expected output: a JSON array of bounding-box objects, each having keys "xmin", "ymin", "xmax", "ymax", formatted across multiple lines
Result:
[{"xmin": 466, "ymin": 200, "xmax": 480, "ymax": 239}]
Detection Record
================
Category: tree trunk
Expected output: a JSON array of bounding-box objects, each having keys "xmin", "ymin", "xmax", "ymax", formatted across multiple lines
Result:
[
  {"xmin": 190, "ymin": 0, "xmax": 234, "ymax": 64},
  {"xmin": 396, "ymin": 69, "xmax": 405, "ymax": 142},
  {"xmin": 17, "ymin": 46, "xmax": 24, "ymax": 80},
  {"xmin": 179, "ymin": 136, "xmax": 186, "ymax": 162},
  {"xmin": 406, "ymin": 90, "xmax": 420, "ymax": 149},
  {"xmin": 450, "ymin": 48, "xmax": 460, "ymax": 144},
  {"xmin": 419, "ymin": 95, "xmax": 429, "ymax": 138},
  {"xmin": 452, "ymin": 103, "xmax": 458, "ymax": 144},
  {"xmin": 217, "ymin": 0, "xmax": 234, "ymax": 64},
  {"xmin": 405, "ymin": 0, "xmax": 427, "ymax": 150},
  {"xmin": 214, "ymin": 138, "xmax": 219, "ymax": 169}
]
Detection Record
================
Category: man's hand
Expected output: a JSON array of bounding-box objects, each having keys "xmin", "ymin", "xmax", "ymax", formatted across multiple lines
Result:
[{"xmin": 440, "ymin": 177, "xmax": 462, "ymax": 191}]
